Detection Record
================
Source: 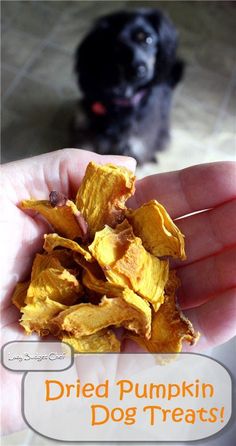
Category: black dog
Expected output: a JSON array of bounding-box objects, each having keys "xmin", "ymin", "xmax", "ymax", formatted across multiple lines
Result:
[{"xmin": 72, "ymin": 8, "xmax": 184, "ymax": 164}]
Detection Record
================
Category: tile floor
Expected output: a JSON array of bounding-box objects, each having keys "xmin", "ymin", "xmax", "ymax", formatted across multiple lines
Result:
[{"xmin": 1, "ymin": 0, "xmax": 235, "ymax": 176}]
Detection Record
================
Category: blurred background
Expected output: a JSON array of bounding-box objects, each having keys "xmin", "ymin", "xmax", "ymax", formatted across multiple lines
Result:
[
  {"xmin": 1, "ymin": 0, "xmax": 235, "ymax": 176},
  {"xmin": 1, "ymin": 1, "xmax": 236, "ymax": 445}
]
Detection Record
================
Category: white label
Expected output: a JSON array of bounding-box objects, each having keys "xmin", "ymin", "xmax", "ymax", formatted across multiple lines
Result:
[
  {"xmin": 2, "ymin": 341, "xmax": 73, "ymax": 371},
  {"xmin": 22, "ymin": 353, "xmax": 232, "ymax": 441}
]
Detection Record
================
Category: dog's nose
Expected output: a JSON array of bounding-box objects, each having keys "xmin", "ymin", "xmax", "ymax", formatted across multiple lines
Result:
[{"xmin": 134, "ymin": 62, "xmax": 147, "ymax": 79}]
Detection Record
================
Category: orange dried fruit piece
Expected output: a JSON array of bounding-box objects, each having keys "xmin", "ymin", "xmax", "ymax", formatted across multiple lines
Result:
[
  {"xmin": 82, "ymin": 268, "xmax": 124, "ymax": 298},
  {"xmin": 73, "ymin": 252, "xmax": 104, "ymax": 275},
  {"xmin": 12, "ymin": 281, "xmax": 29, "ymax": 310},
  {"xmin": 31, "ymin": 250, "xmax": 76, "ymax": 276},
  {"xmin": 89, "ymin": 220, "xmax": 169, "ymax": 311},
  {"xmin": 45, "ymin": 249, "xmax": 78, "ymax": 270},
  {"xmin": 12, "ymin": 251, "xmax": 78, "ymax": 310},
  {"xmin": 26, "ymin": 268, "xmax": 83, "ymax": 306},
  {"xmin": 25, "ymin": 253, "xmax": 83, "ymax": 306},
  {"xmin": 31, "ymin": 252, "xmax": 63, "ymax": 280},
  {"xmin": 43, "ymin": 233, "xmax": 93, "ymax": 262},
  {"xmin": 75, "ymin": 162, "xmax": 135, "ymax": 237},
  {"xmin": 61, "ymin": 329, "xmax": 120, "ymax": 353},
  {"xmin": 126, "ymin": 200, "xmax": 186, "ymax": 259},
  {"xmin": 127, "ymin": 272, "xmax": 199, "ymax": 353},
  {"xmin": 122, "ymin": 288, "xmax": 151, "ymax": 337},
  {"xmin": 20, "ymin": 197, "xmax": 83, "ymax": 240},
  {"xmin": 164, "ymin": 269, "xmax": 181, "ymax": 295},
  {"xmin": 20, "ymin": 297, "xmax": 68, "ymax": 335},
  {"xmin": 51, "ymin": 290, "xmax": 151, "ymax": 339},
  {"xmin": 73, "ymin": 253, "xmax": 124, "ymax": 298}
]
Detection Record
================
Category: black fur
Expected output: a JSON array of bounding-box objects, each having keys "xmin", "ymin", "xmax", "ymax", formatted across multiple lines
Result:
[{"xmin": 72, "ymin": 8, "xmax": 184, "ymax": 164}]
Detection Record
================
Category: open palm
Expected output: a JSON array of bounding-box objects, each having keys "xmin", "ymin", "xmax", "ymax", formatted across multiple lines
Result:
[
  {"xmin": 0, "ymin": 149, "xmax": 135, "ymax": 433},
  {"xmin": 1, "ymin": 149, "xmax": 236, "ymax": 434}
]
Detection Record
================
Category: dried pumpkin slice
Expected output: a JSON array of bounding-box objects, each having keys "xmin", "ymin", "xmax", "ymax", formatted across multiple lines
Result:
[
  {"xmin": 12, "ymin": 281, "xmax": 29, "ymax": 310},
  {"xmin": 164, "ymin": 269, "xmax": 181, "ymax": 296},
  {"xmin": 32, "ymin": 251, "xmax": 80, "ymax": 275},
  {"xmin": 126, "ymin": 200, "xmax": 186, "ymax": 259},
  {"xmin": 26, "ymin": 267, "xmax": 83, "ymax": 306},
  {"xmin": 46, "ymin": 249, "xmax": 78, "ymax": 270},
  {"xmin": 127, "ymin": 272, "xmax": 199, "ymax": 353},
  {"xmin": 43, "ymin": 233, "xmax": 93, "ymax": 262},
  {"xmin": 88, "ymin": 220, "xmax": 133, "ymax": 271},
  {"xmin": 82, "ymin": 269, "xmax": 124, "ymax": 298},
  {"xmin": 20, "ymin": 198, "xmax": 83, "ymax": 240},
  {"xmin": 31, "ymin": 251, "xmax": 76, "ymax": 278},
  {"xmin": 122, "ymin": 288, "xmax": 151, "ymax": 337},
  {"xmin": 12, "ymin": 252, "xmax": 79, "ymax": 310},
  {"xmin": 75, "ymin": 162, "xmax": 135, "ymax": 237},
  {"xmin": 31, "ymin": 253, "xmax": 63, "ymax": 280},
  {"xmin": 89, "ymin": 220, "xmax": 169, "ymax": 311},
  {"xmin": 61, "ymin": 329, "xmax": 120, "ymax": 353},
  {"xmin": 73, "ymin": 253, "xmax": 124, "ymax": 298},
  {"xmin": 20, "ymin": 297, "xmax": 68, "ymax": 335},
  {"xmin": 51, "ymin": 290, "xmax": 151, "ymax": 339},
  {"xmin": 73, "ymin": 253, "xmax": 105, "ymax": 277}
]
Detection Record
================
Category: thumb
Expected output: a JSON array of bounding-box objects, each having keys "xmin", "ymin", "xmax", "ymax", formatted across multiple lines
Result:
[{"xmin": 2, "ymin": 148, "xmax": 137, "ymax": 203}]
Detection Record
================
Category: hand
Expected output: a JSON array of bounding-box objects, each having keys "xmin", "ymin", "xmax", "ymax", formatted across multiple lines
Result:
[
  {"xmin": 0, "ymin": 149, "xmax": 136, "ymax": 434},
  {"xmin": 130, "ymin": 161, "xmax": 236, "ymax": 351},
  {"xmin": 1, "ymin": 149, "xmax": 235, "ymax": 433},
  {"xmin": 2, "ymin": 150, "xmax": 235, "ymax": 350}
]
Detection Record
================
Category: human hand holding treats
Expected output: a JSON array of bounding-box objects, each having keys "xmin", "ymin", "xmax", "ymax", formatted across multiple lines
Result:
[
  {"xmin": 1, "ymin": 151, "xmax": 236, "ymax": 355},
  {"xmin": 12, "ymin": 159, "xmax": 200, "ymax": 356},
  {"xmin": 13, "ymin": 158, "xmax": 197, "ymax": 353}
]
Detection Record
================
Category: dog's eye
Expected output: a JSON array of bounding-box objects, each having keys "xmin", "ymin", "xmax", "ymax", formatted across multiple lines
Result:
[{"xmin": 133, "ymin": 30, "xmax": 153, "ymax": 45}]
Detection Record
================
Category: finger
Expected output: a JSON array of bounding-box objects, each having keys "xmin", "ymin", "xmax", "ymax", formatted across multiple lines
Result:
[
  {"xmin": 124, "ymin": 289, "xmax": 236, "ymax": 353},
  {"xmin": 131, "ymin": 161, "xmax": 236, "ymax": 218},
  {"xmin": 1, "ymin": 305, "xmax": 21, "ymax": 328},
  {"xmin": 183, "ymin": 288, "xmax": 236, "ymax": 351},
  {"xmin": 0, "ymin": 214, "xmax": 47, "ymax": 308},
  {"xmin": 3, "ymin": 149, "xmax": 137, "ymax": 203},
  {"xmin": 171, "ymin": 199, "xmax": 236, "ymax": 267},
  {"xmin": 176, "ymin": 246, "xmax": 236, "ymax": 309}
]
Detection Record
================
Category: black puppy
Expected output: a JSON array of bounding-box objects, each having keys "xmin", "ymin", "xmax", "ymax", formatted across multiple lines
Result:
[{"xmin": 72, "ymin": 8, "xmax": 184, "ymax": 164}]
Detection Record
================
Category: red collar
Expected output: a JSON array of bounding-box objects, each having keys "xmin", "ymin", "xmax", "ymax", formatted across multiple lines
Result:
[{"xmin": 91, "ymin": 102, "xmax": 107, "ymax": 115}]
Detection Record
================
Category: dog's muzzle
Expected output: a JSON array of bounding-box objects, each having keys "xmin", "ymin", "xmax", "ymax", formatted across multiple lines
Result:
[{"xmin": 133, "ymin": 62, "xmax": 148, "ymax": 79}]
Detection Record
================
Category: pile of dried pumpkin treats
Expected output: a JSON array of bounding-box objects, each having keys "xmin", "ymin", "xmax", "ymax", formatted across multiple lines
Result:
[{"xmin": 12, "ymin": 162, "xmax": 199, "ymax": 353}]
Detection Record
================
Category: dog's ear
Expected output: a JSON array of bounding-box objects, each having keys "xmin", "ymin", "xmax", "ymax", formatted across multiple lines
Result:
[
  {"xmin": 146, "ymin": 9, "xmax": 180, "ymax": 83},
  {"xmin": 147, "ymin": 9, "xmax": 178, "ymax": 59},
  {"xmin": 75, "ymin": 32, "xmax": 93, "ymax": 94},
  {"xmin": 75, "ymin": 17, "xmax": 113, "ymax": 96},
  {"xmin": 75, "ymin": 27, "xmax": 105, "ymax": 96},
  {"xmin": 169, "ymin": 58, "xmax": 185, "ymax": 87}
]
